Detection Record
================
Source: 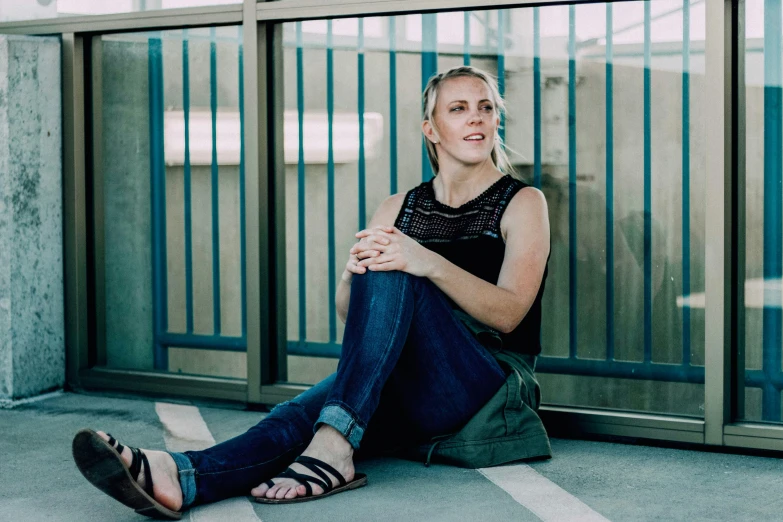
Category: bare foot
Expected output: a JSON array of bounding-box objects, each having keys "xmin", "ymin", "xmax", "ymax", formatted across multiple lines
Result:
[
  {"xmin": 96, "ymin": 431, "xmax": 184, "ymax": 511},
  {"xmin": 250, "ymin": 425, "xmax": 355, "ymax": 500}
]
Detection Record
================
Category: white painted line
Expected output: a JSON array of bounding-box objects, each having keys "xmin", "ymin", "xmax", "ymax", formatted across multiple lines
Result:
[
  {"xmin": 155, "ymin": 403, "xmax": 216, "ymax": 452},
  {"xmin": 154, "ymin": 402, "xmax": 262, "ymax": 522},
  {"xmin": 479, "ymin": 464, "xmax": 610, "ymax": 522},
  {"xmin": 189, "ymin": 498, "xmax": 261, "ymax": 522},
  {"xmin": 0, "ymin": 389, "xmax": 64, "ymax": 409}
]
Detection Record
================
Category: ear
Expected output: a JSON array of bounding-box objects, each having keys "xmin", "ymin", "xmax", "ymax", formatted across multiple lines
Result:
[{"xmin": 422, "ymin": 120, "xmax": 439, "ymax": 144}]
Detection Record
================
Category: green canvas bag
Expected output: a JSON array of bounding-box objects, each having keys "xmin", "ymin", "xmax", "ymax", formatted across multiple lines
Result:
[{"xmin": 399, "ymin": 312, "xmax": 553, "ymax": 468}]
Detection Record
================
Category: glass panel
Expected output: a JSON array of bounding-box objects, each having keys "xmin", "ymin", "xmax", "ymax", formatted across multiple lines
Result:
[
  {"xmin": 0, "ymin": 0, "xmax": 240, "ymax": 23},
  {"xmin": 741, "ymin": 0, "xmax": 783, "ymax": 423},
  {"xmin": 98, "ymin": 26, "xmax": 246, "ymax": 379},
  {"xmin": 281, "ymin": 0, "xmax": 707, "ymax": 417}
]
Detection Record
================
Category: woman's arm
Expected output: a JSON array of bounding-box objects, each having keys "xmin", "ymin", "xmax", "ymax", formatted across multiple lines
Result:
[
  {"xmin": 336, "ymin": 193, "xmax": 406, "ymax": 323},
  {"xmin": 358, "ymin": 187, "xmax": 550, "ymax": 333}
]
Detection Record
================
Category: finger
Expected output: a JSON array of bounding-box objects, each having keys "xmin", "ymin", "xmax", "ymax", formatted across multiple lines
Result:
[
  {"xmin": 362, "ymin": 234, "xmax": 391, "ymax": 246},
  {"xmin": 360, "ymin": 254, "xmax": 393, "ymax": 266},
  {"xmin": 345, "ymin": 260, "xmax": 366, "ymax": 274},
  {"xmin": 367, "ymin": 260, "xmax": 398, "ymax": 271},
  {"xmin": 351, "ymin": 246, "xmax": 380, "ymax": 257},
  {"xmin": 351, "ymin": 242, "xmax": 388, "ymax": 255},
  {"xmin": 361, "ymin": 231, "xmax": 392, "ymax": 244},
  {"xmin": 355, "ymin": 229, "xmax": 373, "ymax": 238},
  {"xmin": 355, "ymin": 227, "xmax": 394, "ymax": 238},
  {"xmin": 356, "ymin": 250, "xmax": 381, "ymax": 260}
]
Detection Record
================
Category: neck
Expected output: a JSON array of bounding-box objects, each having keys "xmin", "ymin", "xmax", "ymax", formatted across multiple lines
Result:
[{"xmin": 432, "ymin": 158, "xmax": 503, "ymax": 207}]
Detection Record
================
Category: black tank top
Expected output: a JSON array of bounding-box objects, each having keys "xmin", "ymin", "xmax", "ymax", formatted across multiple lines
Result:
[{"xmin": 393, "ymin": 174, "xmax": 547, "ymax": 356}]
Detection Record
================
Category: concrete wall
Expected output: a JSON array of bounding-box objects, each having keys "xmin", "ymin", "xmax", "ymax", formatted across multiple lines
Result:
[
  {"xmin": 0, "ymin": 35, "xmax": 63, "ymax": 402},
  {"xmin": 101, "ymin": 40, "xmax": 155, "ymax": 371}
]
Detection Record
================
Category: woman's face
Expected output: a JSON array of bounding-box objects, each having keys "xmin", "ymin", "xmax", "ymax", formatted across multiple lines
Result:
[{"xmin": 424, "ymin": 75, "xmax": 499, "ymax": 169}]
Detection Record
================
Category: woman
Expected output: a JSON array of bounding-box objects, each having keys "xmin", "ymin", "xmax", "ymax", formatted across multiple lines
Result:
[{"xmin": 72, "ymin": 65, "xmax": 550, "ymax": 519}]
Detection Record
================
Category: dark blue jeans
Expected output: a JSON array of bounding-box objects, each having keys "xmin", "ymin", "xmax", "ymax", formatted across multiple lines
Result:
[{"xmin": 168, "ymin": 270, "xmax": 508, "ymax": 508}]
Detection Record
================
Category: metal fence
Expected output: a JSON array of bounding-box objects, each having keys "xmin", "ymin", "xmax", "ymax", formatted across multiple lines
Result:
[{"xmin": 142, "ymin": 2, "xmax": 783, "ymax": 421}]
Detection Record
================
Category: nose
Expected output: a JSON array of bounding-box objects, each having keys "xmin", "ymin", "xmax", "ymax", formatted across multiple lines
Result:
[{"xmin": 467, "ymin": 106, "xmax": 483, "ymax": 124}]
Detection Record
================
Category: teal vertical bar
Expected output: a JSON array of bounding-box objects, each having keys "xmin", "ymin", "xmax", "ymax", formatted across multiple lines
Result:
[
  {"xmin": 606, "ymin": 4, "xmax": 615, "ymax": 361},
  {"xmin": 210, "ymin": 27, "xmax": 222, "ymax": 335},
  {"xmin": 497, "ymin": 9, "xmax": 505, "ymax": 143},
  {"xmin": 296, "ymin": 22, "xmax": 307, "ymax": 344},
  {"xmin": 149, "ymin": 37, "xmax": 168, "ymax": 370},
  {"xmin": 358, "ymin": 19, "xmax": 367, "ymax": 230},
  {"xmin": 389, "ymin": 17, "xmax": 398, "ymax": 195},
  {"xmin": 681, "ymin": 0, "xmax": 691, "ymax": 365},
  {"xmin": 763, "ymin": 0, "xmax": 782, "ymax": 421},
  {"xmin": 238, "ymin": 31, "xmax": 247, "ymax": 337},
  {"xmin": 422, "ymin": 14, "xmax": 438, "ymax": 181},
  {"xmin": 484, "ymin": 11, "xmax": 490, "ymax": 49},
  {"xmin": 568, "ymin": 6, "xmax": 577, "ymax": 359},
  {"xmin": 643, "ymin": 2, "xmax": 652, "ymax": 363},
  {"xmin": 533, "ymin": 7, "xmax": 541, "ymax": 189},
  {"xmin": 182, "ymin": 31, "xmax": 194, "ymax": 334},
  {"xmin": 463, "ymin": 12, "xmax": 471, "ymax": 65},
  {"xmin": 327, "ymin": 21, "xmax": 337, "ymax": 343}
]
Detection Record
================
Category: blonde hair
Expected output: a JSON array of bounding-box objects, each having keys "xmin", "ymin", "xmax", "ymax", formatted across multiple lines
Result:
[{"xmin": 422, "ymin": 65, "xmax": 516, "ymax": 176}]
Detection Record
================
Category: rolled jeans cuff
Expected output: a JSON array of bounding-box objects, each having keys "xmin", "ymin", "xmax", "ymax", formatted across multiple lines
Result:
[
  {"xmin": 316, "ymin": 404, "xmax": 365, "ymax": 449},
  {"xmin": 167, "ymin": 451, "xmax": 197, "ymax": 510}
]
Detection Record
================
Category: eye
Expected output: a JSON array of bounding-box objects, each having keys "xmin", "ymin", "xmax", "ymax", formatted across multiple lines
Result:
[
  {"xmin": 450, "ymin": 106, "xmax": 463, "ymax": 112},
  {"xmin": 481, "ymin": 105, "xmax": 494, "ymax": 112}
]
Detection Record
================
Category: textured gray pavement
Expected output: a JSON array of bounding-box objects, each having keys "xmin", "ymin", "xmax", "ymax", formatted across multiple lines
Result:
[{"xmin": 1, "ymin": 392, "xmax": 782, "ymax": 521}]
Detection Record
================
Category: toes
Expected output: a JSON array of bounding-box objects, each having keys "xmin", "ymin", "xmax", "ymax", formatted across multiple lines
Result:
[
  {"xmin": 250, "ymin": 484, "xmax": 268, "ymax": 497},
  {"xmin": 265, "ymin": 484, "xmax": 281, "ymax": 499},
  {"xmin": 275, "ymin": 486, "xmax": 290, "ymax": 500}
]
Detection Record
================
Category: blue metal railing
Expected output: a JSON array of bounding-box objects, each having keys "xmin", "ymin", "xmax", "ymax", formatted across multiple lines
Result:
[
  {"xmin": 421, "ymin": 14, "xmax": 438, "ymax": 182},
  {"xmin": 643, "ymin": 2, "xmax": 653, "ymax": 364},
  {"xmin": 463, "ymin": 12, "xmax": 470, "ymax": 66},
  {"xmin": 497, "ymin": 10, "xmax": 506, "ymax": 143},
  {"xmin": 389, "ymin": 17, "xmax": 398, "ymax": 195},
  {"xmin": 141, "ymin": 7, "xmax": 783, "ymax": 422},
  {"xmin": 533, "ymin": 7, "xmax": 542, "ymax": 190},
  {"xmin": 149, "ymin": 27, "xmax": 247, "ymax": 370},
  {"xmin": 605, "ymin": 4, "xmax": 615, "ymax": 361},
  {"xmin": 149, "ymin": 36, "xmax": 168, "ymax": 370},
  {"xmin": 681, "ymin": 0, "xmax": 691, "ymax": 367},
  {"xmin": 327, "ymin": 21, "xmax": 338, "ymax": 346},
  {"xmin": 358, "ymin": 19, "xmax": 367, "ymax": 231},
  {"xmin": 568, "ymin": 5, "xmax": 578, "ymax": 361},
  {"xmin": 763, "ymin": 0, "xmax": 783, "ymax": 421},
  {"xmin": 182, "ymin": 30, "xmax": 194, "ymax": 335},
  {"xmin": 296, "ymin": 22, "xmax": 308, "ymax": 351}
]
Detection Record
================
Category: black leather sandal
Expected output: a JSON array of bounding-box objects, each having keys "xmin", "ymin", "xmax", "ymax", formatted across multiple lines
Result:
[
  {"xmin": 254, "ymin": 455, "xmax": 368, "ymax": 504},
  {"xmin": 72, "ymin": 428, "xmax": 182, "ymax": 520}
]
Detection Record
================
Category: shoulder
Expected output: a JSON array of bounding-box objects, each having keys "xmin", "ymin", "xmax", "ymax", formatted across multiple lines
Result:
[
  {"xmin": 500, "ymin": 184, "xmax": 549, "ymax": 242},
  {"xmin": 381, "ymin": 192, "xmax": 407, "ymax": 214},
  {"xmin": 368, "ymin": 192, "xmax": 407, "ymax": 228}
]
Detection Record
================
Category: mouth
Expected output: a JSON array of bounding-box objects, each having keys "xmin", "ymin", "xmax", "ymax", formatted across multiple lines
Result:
[{"xmin": 463, "ymin": 133, "xmax": 485, "ymax": 141}]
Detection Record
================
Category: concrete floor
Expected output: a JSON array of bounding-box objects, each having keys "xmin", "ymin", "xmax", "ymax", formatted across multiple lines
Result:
[{"xmin": 1, "ymin": 392, "xmax": 782, "ymax": 522}]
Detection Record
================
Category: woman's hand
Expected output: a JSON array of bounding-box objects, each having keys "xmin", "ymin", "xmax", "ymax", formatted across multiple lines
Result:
[
  {"xmin": 352, "ymin": 226, "xmax": 438, "ymax": 278},
  {"xmin": 342, "ymin": 230, "xmax": 389, "ymax": 283}
]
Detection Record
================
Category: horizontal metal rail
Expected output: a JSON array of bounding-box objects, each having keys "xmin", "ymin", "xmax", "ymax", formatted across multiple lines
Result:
[
  {"xmin": 0, "ymin": 4, "xmax": 242, "ymax": 35},
  {"xmin": 0, "ymin": 0, "xmax": 638, "ymax": 36},
  {"xmin": 257, "ymin": 0, "xmax": 603, "ymax": 22},
  {"xmin": 158, "ymin": 333, "xmax": 246, "ymax": 352}
]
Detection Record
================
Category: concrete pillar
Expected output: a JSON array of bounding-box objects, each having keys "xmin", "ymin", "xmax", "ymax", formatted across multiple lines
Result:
[{"xmin": 0, "ymin": 35, "xmax": 63, "ymax": 403}]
